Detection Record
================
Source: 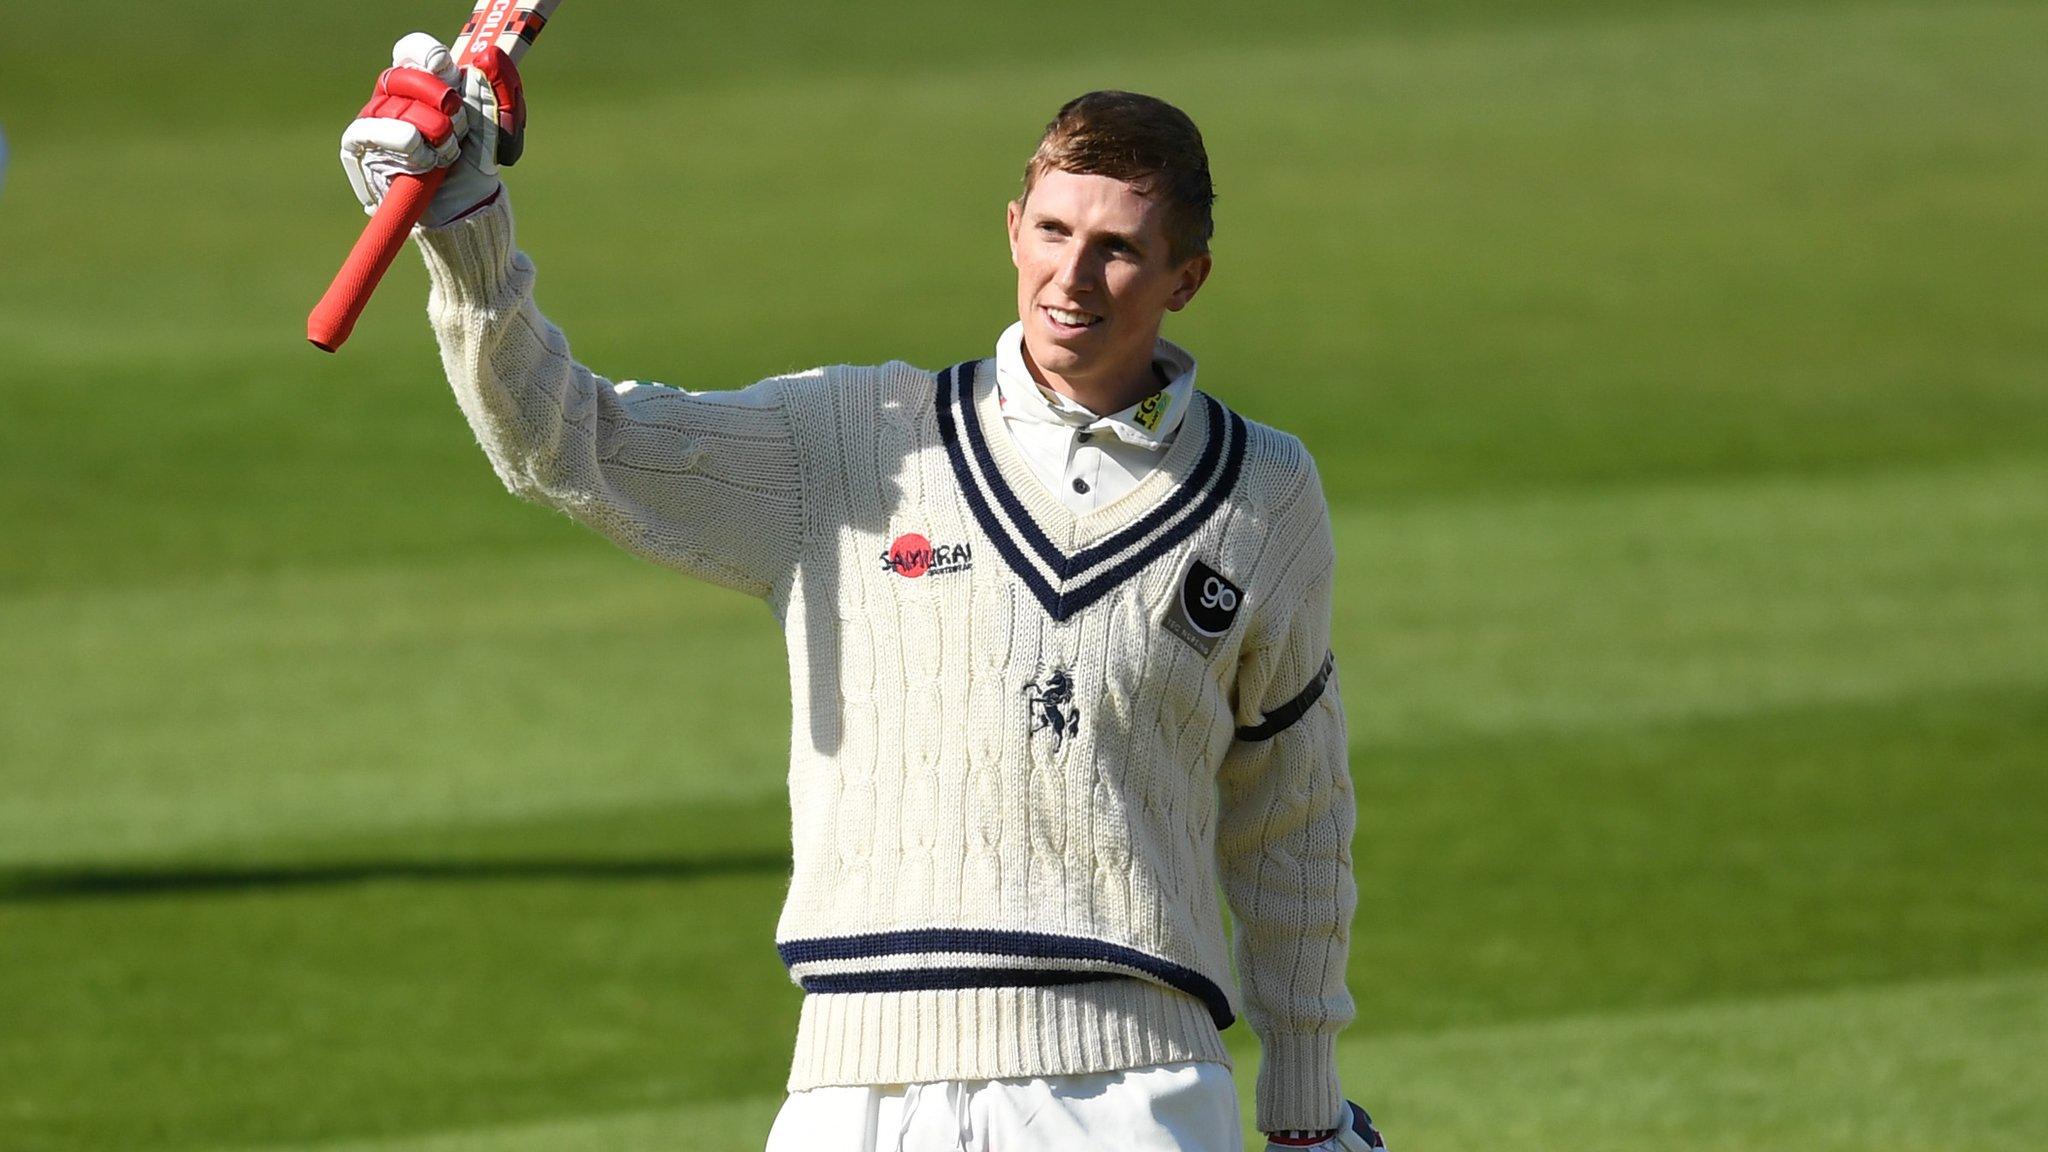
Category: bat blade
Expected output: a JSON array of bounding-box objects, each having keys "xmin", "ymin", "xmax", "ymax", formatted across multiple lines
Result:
[
  {"xmin": 452, "ymin": 0, "xmax": 559, "ymax": 66},
  {"xmin": 307, "ymin": 0, "xmax": 562, "ymax": 353}
]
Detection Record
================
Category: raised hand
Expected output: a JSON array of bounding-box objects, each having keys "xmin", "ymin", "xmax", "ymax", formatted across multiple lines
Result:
[{"xmin": 338, "ymin": 31, "xmax": 526, "ymax": 228}]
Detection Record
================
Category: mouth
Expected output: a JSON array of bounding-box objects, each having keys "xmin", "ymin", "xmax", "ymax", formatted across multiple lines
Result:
[{"xmin": 1040, "ymin": 304, "xmax": 1103, "ymax": 336}]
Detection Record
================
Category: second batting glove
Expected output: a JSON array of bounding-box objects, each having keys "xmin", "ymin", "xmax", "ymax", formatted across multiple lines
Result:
[{"xmin": 1265, "ymin": 1101, "xmax": 1388, "ymax": 1152}]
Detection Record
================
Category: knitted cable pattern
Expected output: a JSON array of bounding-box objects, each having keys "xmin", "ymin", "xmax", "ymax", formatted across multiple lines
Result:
[{"xmin": 416, "ymin": 197, "xmax": 1356, "ymax": 1132}]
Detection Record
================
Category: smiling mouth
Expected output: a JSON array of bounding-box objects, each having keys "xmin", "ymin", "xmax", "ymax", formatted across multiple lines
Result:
[{"xmin": 1042, "ymin": 305, "xmax": 1102, "ymax": 333}]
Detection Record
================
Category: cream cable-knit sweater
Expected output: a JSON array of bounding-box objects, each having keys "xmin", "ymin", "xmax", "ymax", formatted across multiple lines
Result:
[{"xmin": 415, "ymin": 198, "xmax": 1358, "ymax": 1133}]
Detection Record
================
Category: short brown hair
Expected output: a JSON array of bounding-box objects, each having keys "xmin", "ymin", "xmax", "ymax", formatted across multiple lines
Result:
[{"xmin": 1020, "ymin": 90, "xmax": 1215, "ymax": 262}]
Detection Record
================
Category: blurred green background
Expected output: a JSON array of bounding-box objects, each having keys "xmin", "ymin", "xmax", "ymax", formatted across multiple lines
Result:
[{"xmin": 2, "ymin": 1, "xmax": 2045, "ymax": 1149}]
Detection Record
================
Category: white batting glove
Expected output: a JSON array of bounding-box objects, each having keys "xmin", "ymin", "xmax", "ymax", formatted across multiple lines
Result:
[
  {"xmin": 339, "ymin": 32, "xmax": 527, "ymax": 227},
  {"xmin": 1264, "ymin": 1101, "xmax": 1388, "ymax": 1152}
]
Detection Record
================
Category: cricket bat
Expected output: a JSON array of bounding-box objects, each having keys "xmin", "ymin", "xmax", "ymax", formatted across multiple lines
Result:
[{"xmin": 307, "ymin": 0, "xmax": 562, "ymax": 352}]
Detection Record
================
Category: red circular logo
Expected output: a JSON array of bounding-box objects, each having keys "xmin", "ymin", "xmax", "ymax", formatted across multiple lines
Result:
[{"xmin": 887, "ymin": 533, "xmax": 932, "ymax": 578}]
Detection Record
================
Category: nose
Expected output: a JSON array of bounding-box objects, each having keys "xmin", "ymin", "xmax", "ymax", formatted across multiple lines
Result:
[{"xmin": 1053, "ymin": 244, "xmax": 1097, "ymax": 296}]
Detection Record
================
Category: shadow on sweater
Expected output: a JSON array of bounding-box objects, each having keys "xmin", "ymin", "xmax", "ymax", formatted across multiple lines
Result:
[{"xmin": 792, "ymin": 366, "xmax": 921, "ymax": 761}]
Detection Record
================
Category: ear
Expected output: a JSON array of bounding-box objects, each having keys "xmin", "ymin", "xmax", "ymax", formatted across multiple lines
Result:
[
  {"xmin": 1165, "ymin": 252, "xmax": 1213, "ymax": 312},
  {"xmin": 1006, "ymin": 200, "xmax": 1024, "ymax": 267}
]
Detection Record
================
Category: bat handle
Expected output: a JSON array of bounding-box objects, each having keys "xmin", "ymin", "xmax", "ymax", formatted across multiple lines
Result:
[{"xmin": 306, "ymin": 166, "xmax": 450, "ymax": 353}]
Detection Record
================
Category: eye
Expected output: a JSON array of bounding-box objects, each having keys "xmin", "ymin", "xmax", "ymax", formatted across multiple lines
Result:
[{"xmin": 1101, "ymin": 235, "xmax": 1143, "ymax": 259}]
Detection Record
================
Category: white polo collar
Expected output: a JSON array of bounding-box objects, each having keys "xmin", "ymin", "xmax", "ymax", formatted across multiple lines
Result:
[{"xmin": 993, "ymin": 321, "xmax": 1198, "ymax": 450}]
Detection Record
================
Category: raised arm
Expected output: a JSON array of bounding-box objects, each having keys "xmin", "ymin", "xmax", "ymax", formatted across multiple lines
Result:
[
  {"xmin": 414, "ymin": 199, "xmax": 805, "ymax": 599},
  {"xmin": 336, "ymin": 33, "xmax": 805, "ymax": 599}
]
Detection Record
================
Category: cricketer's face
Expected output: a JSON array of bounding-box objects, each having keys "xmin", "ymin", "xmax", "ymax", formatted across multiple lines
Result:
[{"xmin": 1008, "ymin": 169, "xmax": 1211, "ymax": 403}]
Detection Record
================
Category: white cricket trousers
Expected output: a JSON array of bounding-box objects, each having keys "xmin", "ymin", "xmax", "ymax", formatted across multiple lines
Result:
[{"xmin": 764, "ymin": 1060, "xmax": 1242, "ymax": 1152}]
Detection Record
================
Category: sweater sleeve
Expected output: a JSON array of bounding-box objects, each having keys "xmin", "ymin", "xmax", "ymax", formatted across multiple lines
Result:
[
  {"xmin": 1215, "ymin": 462, "xmax": 1357, "ymax": 1134},
  {"xmin": 413, "ymin": 196, "xmax": 805, "ymax": 600}
]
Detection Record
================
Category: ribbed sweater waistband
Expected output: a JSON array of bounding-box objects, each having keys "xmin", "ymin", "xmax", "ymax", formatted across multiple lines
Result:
[{"xmin": 787, "ymin": 979, "xmax": 1230, "ymax": 1091}]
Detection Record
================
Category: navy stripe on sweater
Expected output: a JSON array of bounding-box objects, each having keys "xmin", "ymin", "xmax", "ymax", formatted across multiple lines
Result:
[
  {"xmin": 778, "ymin": 926, "xmax": 1236, "ymax": 1029},
  {"xmin": 936, "ymin": 360, "xmax": 1245, "ymax": 622}
]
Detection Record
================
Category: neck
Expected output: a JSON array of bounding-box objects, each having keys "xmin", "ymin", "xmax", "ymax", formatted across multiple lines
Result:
[{"xmin": 1022, "ymin": 345, "xmax": 1160, "ymax": 417}]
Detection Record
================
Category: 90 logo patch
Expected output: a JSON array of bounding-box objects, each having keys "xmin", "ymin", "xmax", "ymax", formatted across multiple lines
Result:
[{"xmin": 1163, "ymin": 558, "xmax": 1244, "ymax": 657}]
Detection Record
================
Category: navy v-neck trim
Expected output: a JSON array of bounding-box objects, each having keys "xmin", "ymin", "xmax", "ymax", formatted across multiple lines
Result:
[{"xmin": 936, "ymin": 360, "xmax": 1247, "ymax": 622}]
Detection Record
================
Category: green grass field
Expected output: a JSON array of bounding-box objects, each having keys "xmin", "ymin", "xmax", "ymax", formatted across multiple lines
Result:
[{"xmin": 3, "ymin": 1, "xmax": 2045, "ymax": 1148}]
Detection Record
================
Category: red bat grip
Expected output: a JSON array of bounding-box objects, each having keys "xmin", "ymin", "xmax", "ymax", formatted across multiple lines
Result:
[{"xmin": 306, "ymin": 166, "xmax": 450, "ymax": 352}]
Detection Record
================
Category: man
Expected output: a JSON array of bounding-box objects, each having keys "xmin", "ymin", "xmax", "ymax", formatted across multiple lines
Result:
[{"xmin": 340, "ymin": 33, "xmax": 1383, "ymax": 1152}]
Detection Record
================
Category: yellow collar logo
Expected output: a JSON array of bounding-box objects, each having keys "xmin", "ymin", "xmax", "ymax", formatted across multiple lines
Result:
[{"xmin": 1132, "ymin": 392, "xmax": 1169, "ymax": 432}]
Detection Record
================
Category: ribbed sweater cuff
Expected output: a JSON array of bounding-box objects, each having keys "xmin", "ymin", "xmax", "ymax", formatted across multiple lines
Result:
[
  {"xmin": 788, "ymin": 980, "xmax": 1230, "ymax": 1091},
  {"xmin": 413, "ymin": 195, "xmax": 525, "ymax": 313},
  {"xmin": 1256, "ymin": 1030, "xmax": 1344, "ymax": 1133}
]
